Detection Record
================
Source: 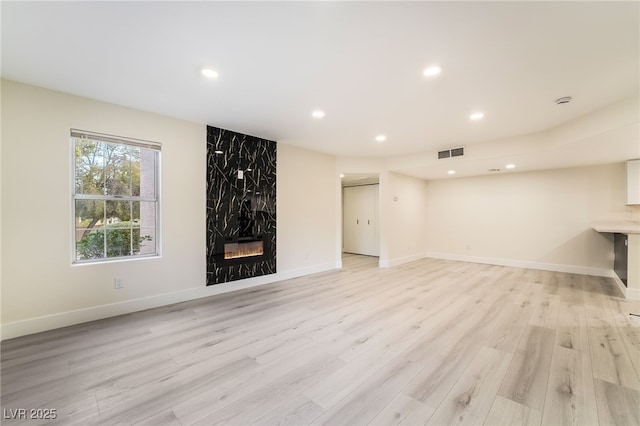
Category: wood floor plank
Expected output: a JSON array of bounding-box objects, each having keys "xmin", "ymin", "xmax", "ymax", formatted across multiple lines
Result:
[
  {"xmin": 528, "ymin": 293, "xmax": 561, "ymax": 330},
  {"xmin": 368, "ymin": 393, "xmax": 435, "ymax": 426},
  {"xmin": 541, "ymin": 345, "xmax": 598, "ymax": 425},
  {"xmin": 309, "ymin": 355, "xmax": 426, "ymax": 425},
  {"xmin": 92, "ymin": 357, "xmax": 261, "ymax": 425},
  {"xmin": 555, "ymin": 302, "xmax": 589, "ymax": 352},
  {"xmin": 484, "ymin": 395, "xmax": 542, "ymax": 426},
  {"xmin": 250, "ymin": 394, "xmax": 325, "ymax": 426},
  {"xmin": 303, "ymin": 295, "xmax": 472, "ymax": 411},
  {"xmin": 485, "ymin": 301, "xmax": 535, "ymax": 353},
  {"xmin": 337, "ymin": 291, "xmax": 472, "ymax": 364},
  {"xmin": 603, "ymin": 297, "xmax": 640, "ymax": 379},
  {"xmin": 594, "ymin": 378, "xmax": 640, "ymax": 426},
  {"xmin": 132, "ymin": 409, "xmax": 182, "ymax": 426},
  {"xmin": 402, "ymin": 299, "xmax": 504, "ymax": 409},
  {"xmin": 497, "ymin": 325, "xmax": 555, "ymax": 410},
  {"xmin": 1, "ymin": 354, "xmax": 179, "ymax": 414},
  {"xmin": 170, "ymin": 331, "xmax": 353, "ymax": 425},
  {"xmin": 191, "ymin": 356, "xmax": 344, "ymax": 425},
  {"xmin": 425, "ymin": 346, "xmax": 512, "ymax": 426},
  {"xmin": 587, "ymin": 317, "xmax": 640, "ymax": 390}
]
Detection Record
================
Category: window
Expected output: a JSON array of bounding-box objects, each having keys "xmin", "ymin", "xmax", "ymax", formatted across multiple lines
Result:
[{"xmin": 72, "ymin": 130, "xmax": 160, "ymax": 263}]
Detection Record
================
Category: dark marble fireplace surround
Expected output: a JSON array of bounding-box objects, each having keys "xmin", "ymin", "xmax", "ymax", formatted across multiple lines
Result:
[{"xmin": 206, "ymin": 126, "xmax": 276, "ymax": 285}]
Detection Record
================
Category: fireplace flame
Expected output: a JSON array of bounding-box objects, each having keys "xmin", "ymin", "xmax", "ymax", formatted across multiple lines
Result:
[{"xmin": 224, "ymin": 241, "xmax": 264, "ymax": 259}]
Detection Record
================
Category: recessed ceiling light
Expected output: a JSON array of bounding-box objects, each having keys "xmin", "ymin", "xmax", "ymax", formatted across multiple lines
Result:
[
  {"xmin": 448, "ymin": 170, "xmax": 456, "ymax": 175},
  {"xmin": 423, "ymin": 66, "xmax": 442, "ymax": 77},
  {"xmin": 201, "ymin": 68, "xmax": 219, "ymax": 79},
  {"xmin": 470, "ymin": 112, "xmax": 485, "ymax": 120},
  {"xmin": 375, "ymin": 135, "xmax": 386, "ymax": 142},
  {"xmin": 505, "ymin": 164, "xmax": 515, "ymax": 169},
  {"xmin": 340, "ymin": 174, "xmax": 345, "ymax": 178},
  {"xmin": 312, "ymin": 110, "xmax": 325, "ymax": 119}
]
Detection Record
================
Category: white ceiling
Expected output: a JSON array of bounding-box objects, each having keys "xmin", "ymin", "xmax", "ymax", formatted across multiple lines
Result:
[{"xmin": 2, "ymin": 1, "xmax": 639, "ymax": 179}]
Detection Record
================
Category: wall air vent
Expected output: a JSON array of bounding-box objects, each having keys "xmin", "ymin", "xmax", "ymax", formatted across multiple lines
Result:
[{"xmin": 438, "ymin": 147, "xmax": 464, "ymax": 159}]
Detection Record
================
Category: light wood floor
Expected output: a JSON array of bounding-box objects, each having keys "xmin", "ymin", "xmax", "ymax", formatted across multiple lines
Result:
[{"xmin": 2, "ymin": 255, "xmax": 639, "ymax": 425}]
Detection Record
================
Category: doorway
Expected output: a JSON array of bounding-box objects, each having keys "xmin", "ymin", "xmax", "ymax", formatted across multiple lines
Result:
[{"xmin": 341, "ymin": 174, "xmax": 380, "ymax": 259}]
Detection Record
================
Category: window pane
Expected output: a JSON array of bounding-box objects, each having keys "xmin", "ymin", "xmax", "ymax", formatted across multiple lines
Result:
[
  {"xmin": 75, "ymin": 200, "xmax": 105, "ymax": 260},
  {"xmin": 138, "ymin": 201, "xmax": 157, "ymax": 255},
  {"xmin": 104, "ymin": 200, "xmax": 130, "ymax": 257},
  {"xmin": 75, "ymin": 199, "xmax": 105, "ymax": 229},
  {"xmin": 138, "ymin": 227, "xmax": 156, "ymax": 255},
  {"xmin": 74, "ymin": 140, "xmax": 105, "ymax": 195},
  {"xmin": 76, "ymin": 228, "xmax": 106, "ymax": 260},
  {"xmin": 104, "ymin": 200, "xmax": 140, "ymax": 258},
  {"xmin": 106, "ymin": 226, "xmax": 133, "ymax": 258},
  {"xmin": 129, "ymin": 146, "xmax": 141, "ymax": 197},
  {"xmin": 105, "ymin": 200, "xmax": 132, "ymax": 222},
  {"xmin": 104, "ymin": 143, "xmax": 132, "ymax": 196},
  {"xmin": 138, "ymin": 149, "xmax": 157, "ymax": 198}
]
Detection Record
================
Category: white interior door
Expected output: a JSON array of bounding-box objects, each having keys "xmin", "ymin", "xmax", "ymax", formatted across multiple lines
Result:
[{"xmin": 343, "ymin": 184, "xmax": 379, "ymax": 256}]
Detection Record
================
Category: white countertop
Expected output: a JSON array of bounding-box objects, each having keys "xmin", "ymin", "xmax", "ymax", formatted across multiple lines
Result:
[{"xmin": 592, "ymin": 221, "xmax": 640, "ymax": 234}]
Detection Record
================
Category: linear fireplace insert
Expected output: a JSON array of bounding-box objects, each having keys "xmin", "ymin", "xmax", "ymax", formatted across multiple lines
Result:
[
  {"xmin": 215, "ymin": 235, "xmax": 269, "ymax": 266},
  {"xmin": 224, "ymin": 240, "xmax": 264, "ymax": 259}
]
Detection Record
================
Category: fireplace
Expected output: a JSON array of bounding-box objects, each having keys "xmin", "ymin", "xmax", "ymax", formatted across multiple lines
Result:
[
  {"xmin": 224, "ymin": 240, "xmax": 264, "ymax": 259},
  {"xmin": 215, "ymin": 235, "xmax": 269, "ymax": 266}
]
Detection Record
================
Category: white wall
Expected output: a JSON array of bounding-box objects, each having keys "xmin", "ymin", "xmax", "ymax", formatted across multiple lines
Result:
[
  {"xmin": 379, "ymin": 172, "xmax": 429, "ymax": 267},
  {"xmin": 277, "ymin": 143, "xmax": 338, "ymax": 273},
  {"xmin": 425, "ymin": 163, "xmax": 639, "ymax": 274},
  {"xmin": 1, "ymin": 80, "xmax": 339, "ymax": 339}
]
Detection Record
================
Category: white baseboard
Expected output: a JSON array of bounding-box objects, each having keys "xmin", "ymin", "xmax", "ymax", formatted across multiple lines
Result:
[
  {"xmin": 274, "ymin": 262, "xmax": 337, "ymax": 282},
  {"xmin": 608, "ymin": 274, "xmax": 631, "ymax": 299},
  {"xmin": 379, "ymin": 252, "xmax": 428, "ymax": 268},
  {"xmin": 0, "ymin": 262, "xmax": 337, "ymax": 341},
  {"xmin": 627, "ymin": 287, "xmax": 640, "ymax": 300},
  {"xmin": 613, "ymin": 273, "xmax": 640, "ymax": 300},
  {"xmin": 425, "ymin": 251, "xmax": 613, "ymax": 278}
]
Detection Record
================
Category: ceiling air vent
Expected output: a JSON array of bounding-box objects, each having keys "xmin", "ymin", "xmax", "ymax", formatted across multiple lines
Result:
[
  {"xmin": 438, "ymin": 147, "xmax": 464, "ymax": 159},
  {"xmin": 451, "ymin": 147, "xmax": 464, "ymax": 157},
  {"xmin": 555, "ymin": 96, "xmax": 572, "ymax": 105}
]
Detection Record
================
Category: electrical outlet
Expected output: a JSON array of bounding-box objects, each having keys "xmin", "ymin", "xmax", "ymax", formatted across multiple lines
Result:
[{"xmin": 114, "ymin": 277, "xmax": 124, "ymax": 289}]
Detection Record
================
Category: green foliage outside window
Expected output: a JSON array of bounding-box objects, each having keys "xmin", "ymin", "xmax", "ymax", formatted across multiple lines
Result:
[{"xmin": 76, "ymin": 222, "xmax": 152, "ymax": 260}]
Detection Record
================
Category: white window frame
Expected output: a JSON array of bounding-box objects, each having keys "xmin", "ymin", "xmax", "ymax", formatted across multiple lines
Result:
[{"xmin": 71, "ymin": 129, "xmax": 161, "ymax": 264}]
